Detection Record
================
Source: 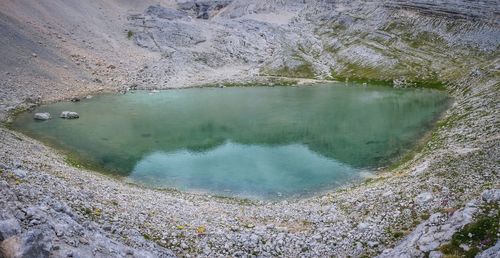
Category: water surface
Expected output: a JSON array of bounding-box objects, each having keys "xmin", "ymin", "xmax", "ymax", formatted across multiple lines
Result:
[{"xmin": 12, "ymin": 84, "xmax": 449, "ymax": 199}]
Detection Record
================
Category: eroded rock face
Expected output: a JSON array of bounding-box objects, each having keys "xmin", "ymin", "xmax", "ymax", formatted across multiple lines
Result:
[
  {"xmin": 59, "ymin": 111, "xmax": 79, "ymax": 119},
  {"xmin": 179, "ymin": 0, "xmax": 232, "ymax": 19},
  {"xmin": 126, "ymin": 0, "xmax": 499, "ymax": 89},
  {"xmin": 0, "ymin": 174, "xmax": 175, "ymax": 258}
]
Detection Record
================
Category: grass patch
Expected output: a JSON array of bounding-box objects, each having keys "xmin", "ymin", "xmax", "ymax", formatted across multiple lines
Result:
[
  {"xmin": 210, "ymin": 194, "xmax": 256, "ymax": 206},
  {"xmin": 440, "ymin": 204, "xmax": 499, "ymax": 257},
  {"xmin": 330, "ymin": 68, "xmax": 445, "ymax": 90},
  {"xmin": 406, "ymin": 31, "xmax": 446, "ymax": 49},
  {"xmin": 263, "ymin": 63, "xmax": 316, "ymax": 79},
  {"xmin": 436, "ymin": 113, "xmax": 469, "ymax": 129},
  {"xmin": 198, "ymin": 77, "xmax": 300, "ymax": 88},
  {"xmin": 81, "ymin": 207, "xmax": 102, "ymax": 219},
  {"xmin": 330, "ymin": 73, "xmax": 394, "ymax": 87}
]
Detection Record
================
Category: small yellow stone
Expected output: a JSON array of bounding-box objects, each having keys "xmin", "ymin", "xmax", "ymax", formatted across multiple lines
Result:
[{"xmin": 196, "ymin": 226, "xmax": 206, "ymax": 234}]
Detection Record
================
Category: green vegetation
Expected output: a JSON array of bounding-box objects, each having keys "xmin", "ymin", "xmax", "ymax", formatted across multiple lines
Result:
[
  {"xmin": 440, "ymin": 204, "xmax": 499, "ymax": 258},
  {"xmin": 198, "ymin": 77, "xmax": 299, "ymax": 88},
  {"xmin": 211, "ymin": 194, "xmax": 256, "ymax": 206},
  {"xmin": 262, "ymin": 63, "xmax": 316, "ymax": 79},
  {"xmin": 81, "ymin": 207, "xmax": 102, "ymax": 219},
  {"xmin": 142, "ymin": 233, "xmax": 152, "ymax": 240},
  {"xmin": 405, "ymin": 31, "xmax": 446, "ymax": 49},
  {"xmin": 436, "ymin": 113, "xmax": 470, "ymax": 129},
  {"xmin": 329, "ymin": 63, "xmax": 446, "ymax": 90},
  {"xmin": 127, "ymin": 30, "xmax": 134, "ymax": 39}
]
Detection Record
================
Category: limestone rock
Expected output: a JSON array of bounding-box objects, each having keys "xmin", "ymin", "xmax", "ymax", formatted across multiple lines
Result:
[
  {"xmin": 178, "ymin": 1, "xmax": 232, "ymax": 19},
  {"xmin": 34, "ymin": 113, "xmax": 51, "ymax": 120},
  {"xmin": 415, "ymin": 192, "xmax": 433, "ymax": 205},
  {"xmin": 429, "ymin": 251, "xmax": 443, "ymax": 258},
  {"xmin": 481, "ymin": 189, "xmax": 500, "ymax": 203},
  {"xmin": 0, "ymin": 219, "xmax": 20, "ymax": 241},
  {"xmin": 11, "ymin": 169, "xmax": 27, "ymax": 179},
  {"xmin": 0, "ymin": 230, "xmax": 52, "ymax": 258},
  {"xmin": 60, "ymin": 111, "xmax": 79, "ymax": 119},
  {"xmin": 476, "ymin": 240, "xmax": 500, "ymax": 258}
]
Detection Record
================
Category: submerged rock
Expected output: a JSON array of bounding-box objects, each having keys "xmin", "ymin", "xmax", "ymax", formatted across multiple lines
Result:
[
  {"xmin": 60, "ymin": 111, "xmax": 79, "ymax": 119},
  {"xmin": 34, "ymin": 113, "xmax": 51, "ymax": 120}
]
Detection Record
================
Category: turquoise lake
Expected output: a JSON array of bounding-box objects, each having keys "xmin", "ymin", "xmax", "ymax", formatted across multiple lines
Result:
[{"xmin": 12, "ymin": 84, "xmax": 450, "ymax": 199}]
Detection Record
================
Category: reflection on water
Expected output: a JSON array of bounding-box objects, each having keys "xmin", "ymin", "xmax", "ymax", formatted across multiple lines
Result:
[
  {"xmin": 12, "ymin": 84, "xmax": 449, "ymax": 198},
  {"xmin": 131, "ymin": 141, "xmax": 361, "ymax": 198}
]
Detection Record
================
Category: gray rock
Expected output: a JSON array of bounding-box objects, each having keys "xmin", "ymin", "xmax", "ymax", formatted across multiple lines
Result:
[
  {"xmin": 476, "ymin": 240, "xmax": 500, "ymax": 258},
  {"xmin": 481, "ymin": 189, "xmax": 500, "ymax": 203},
  {"xmin": 145, "ymin": 5, "xmax": 188, "ymax": 20},
  {"xmin": 429, "ymin": 251, "xmax": 443, "ymax": 258},
  {"xmin": 179, "ymin": 1, "xmax": 231, "ymax": 19},
  {"xmin": 415, "ymin": 192, "xmax": 433, "ymax": 205},
  {"xmin": 60, "ymin": 111, "xmax": 79, "ymax": 119},
  {"xmin": 34, "ymin": 113, "xmax": 51, "ymax": 120},
  {"xmin": 357, "ymin": 222, "xmax": 371, "ymax": 231},
  {"xmin": 25, "ymin": 206, "xmax": 45, "ymax": 221},
  {"xmin": 0, "ymin": 230, "xmax": 52, "ymax": 258},
  {"xmin": 0, "ymin": 219, "xmax": 21, "ymax": 241},
  {"xmin": 12, "ymin": 168, "xmax": 27, "ymax": 179},
  {"xmin": 378, "ymin": 203, "xmax": 479, "ymax": 257}
]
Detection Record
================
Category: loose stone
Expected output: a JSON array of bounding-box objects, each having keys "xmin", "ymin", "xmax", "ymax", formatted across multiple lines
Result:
[{"xmin": 60, "ymin": 111, "xmax": 79, "ymax": 119}]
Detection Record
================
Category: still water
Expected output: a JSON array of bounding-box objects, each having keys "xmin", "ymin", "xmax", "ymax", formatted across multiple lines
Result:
[{"xmin": 12, "ymin": 84, "xmax": 449, "ymax": 199}]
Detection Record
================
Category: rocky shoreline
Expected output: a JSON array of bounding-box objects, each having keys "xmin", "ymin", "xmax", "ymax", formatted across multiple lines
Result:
[{"xmin": 1, "ymin": 70, "xmax": 499, "ymax": 257}]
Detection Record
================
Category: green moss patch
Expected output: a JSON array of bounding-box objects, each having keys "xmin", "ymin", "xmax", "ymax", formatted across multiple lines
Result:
[
  {"xmin": 440, "ymin": 204, "xmax": 499, "ymax": 258},
  {"xmin": 263, "ymin": 63, "xmax": 316, "ymax": 79}
]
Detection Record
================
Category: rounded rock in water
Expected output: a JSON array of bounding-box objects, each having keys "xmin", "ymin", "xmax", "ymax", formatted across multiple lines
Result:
[
  {"xmin": 60, "ymin": 111, "xmax": 79, "ymax": 119},
  {"xmin": 33, "ymin": 113, "xmax": 51, "ymax": 120}
]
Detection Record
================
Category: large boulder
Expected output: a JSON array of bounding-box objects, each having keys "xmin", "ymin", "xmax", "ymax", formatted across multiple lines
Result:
[
  {"xmin": 59, "ymin": 111, "xmax": 79, "ymax": 119},
  {"xmin": 33, "ymin": 113, "xmax": 50, "ymax": 120},
  {"xmin": 0, "ymin": 219, "xmax": 20, "ymax": 241},
  {"xmin": 0, "ymin": 229, "xmax": 52, "ymax": 258},
  {"xmin": 481, "ymin": 189, "xmax": 500, "ymax": 203}
]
